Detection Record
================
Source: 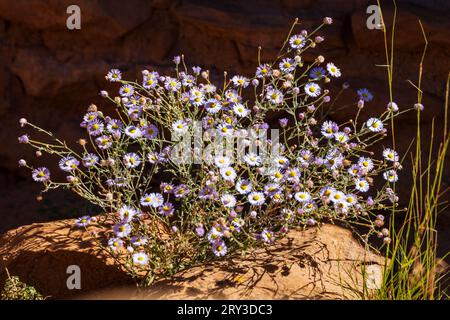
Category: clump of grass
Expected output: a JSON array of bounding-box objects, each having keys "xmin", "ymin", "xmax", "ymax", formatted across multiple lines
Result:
[
  {"xmin": 1, "ymin": 269, "xmax": 44, "ymax": 300},
  {"xmin": 375, "ymin": 72, "xmax": 450, "ymax": 300},
  {"xmin": 360, "ymin": 1, "xmax": 450, "ymax": 300}
]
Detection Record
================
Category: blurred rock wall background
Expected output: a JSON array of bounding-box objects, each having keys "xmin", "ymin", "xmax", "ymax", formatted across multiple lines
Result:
[{"xmin": 0, "ymin": 0, "xmax": 449, "ymax": 252}]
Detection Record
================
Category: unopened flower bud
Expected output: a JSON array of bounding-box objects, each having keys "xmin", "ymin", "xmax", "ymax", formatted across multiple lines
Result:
[
  {"xmin": 35, "ymin": 151, "xmax": 42, "ymax": 157},
  {"xmin": 323, "ymin": 17, "xmax": 333, "ymax": 25},
  {"xmin": 393, "ymin": 162, "xmax": 402, "ymax": 170},
  {"xmin": 357, "ymin": 99, "xmax": 365, "ymax": 109},
  {"xmin": 315, "ymin": 36, "xmax": 324, "ymax": 43},
  {"xmin": 18, "ymin": 159, "xmax": 27, "ymax": 167},
  {"xmin": 18, "ymin": 134, "xmax": 29, "ymax": 144},
  {"xmin": 414, "ymin": 103, "xmax": 424, "ymax": 111},
  {"xmin": 374, "ymin": 219, "xmax": 384, "ymax": 227},
  {"xmin": 87, "ymin": 104, "xmax": 97, "ymax": 112},
  {"xmin": 282, "ymin": 81, "xmax": 292, "ymax": 89},
  {"xmin": 387, "ymin": 102, "xmax": 399, "ymax": 112},
  {"xmin": 66, "ymin": 175, "xmax": 77, "ymax": 183},
  {"xmin": 316, "ymin": 55, "xmax": 325, "ymax": 63},
  {"xmin": 19, "ymin": 118, "xmax": 28, "ymax": 127}
]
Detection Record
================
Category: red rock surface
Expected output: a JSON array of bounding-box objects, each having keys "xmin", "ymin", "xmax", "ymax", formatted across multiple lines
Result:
[
  {"xmin": 0, "ymin": 218, "xmax": 133, "ymax": 299},
  {"xmin": 0, "ymin": 217, "xmax": 385, "ymax": 299},
  {"xmin": 0, "ymin": 0, "xmax": 449, "ymax": 254},
  {"xmin": 80, "ymin": 224, "xmax": 386, "ymax": 300}
]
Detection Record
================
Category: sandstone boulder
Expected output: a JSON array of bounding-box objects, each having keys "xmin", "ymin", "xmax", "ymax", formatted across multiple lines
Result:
[
  {"xmin": 1, "ymin": 219, "xmax": 385, "ymax": 300},
  {"xmin": 80, "ymin": 224, "xmax": 386, "ymax": 300},
  {"xmin": 0, "ymin": 218, "xmax": 133, "ymax": 299}
]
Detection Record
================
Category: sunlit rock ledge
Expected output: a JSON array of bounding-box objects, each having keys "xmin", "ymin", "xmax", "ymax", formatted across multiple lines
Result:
[{"xmin": 0, "ymin": 218, "xmax": 385, "ymax": 299}]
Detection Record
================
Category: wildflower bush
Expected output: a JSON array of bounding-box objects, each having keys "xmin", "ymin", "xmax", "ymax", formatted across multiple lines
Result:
[{"xmin": 18, "ymin": 18, "xmax": 415, "ymax": 282}]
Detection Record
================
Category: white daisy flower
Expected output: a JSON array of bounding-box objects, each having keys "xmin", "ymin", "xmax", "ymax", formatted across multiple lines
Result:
[
  {"xmin": 303, "ymin": 201, "xmax": 317, "ymax": 212},
  {"xmin": 321, "ymin": 121, "xmax": 338, "ymax": 138},
  {"xmin": 358, "ymin": 157, "xmax": 374, "ymax": 172},
  {"xmin": 260, "ymin": 229, "xmax": 274, "ymax": 243},
  {"xmin": 214, "ymin": 155, "xmax": 232, "ymax": 168},
  {"xmin": 113, "ymin": 222, "xmax": 131, "ymax": 238},
  {"xmin": 189, "ymin": 87, "xmax": 205, "ymax": 106},
  {"xmin": 207, "ymin": 227, "xmax": 223, "ymax": 242},
  {"xmin": 217, "ymin": 124, "xmax": 234, "ymax": 137},
  {"xmin": 221, "ymin": 194, "xmax": 237, "ymax": 207},
  {"xmin": 248, "ymin": 191, "xmax": 265, "ymax": 206},
  {"xmin": 243, "ymin": 152, "xmax": 261, "ymax": 166},
  {"xmin": 285, "ymin": 167, "xmax": 301, "ymax": 182},
  {"xmin": 205, "ymin": 99, "xmax": 222, "ymax": 114},
  {"xmin": 220, "ymin": 166, "xmax": 237, "ymax": 181},
  {"xmin": 236, "ymin": 179, "xmax": 252, "ymax": 194},
  {"xmin": 334, "ymin": 132, "xmax": 349, "ymax": 143},
  {"xmin": 345, "ymin": 194, "xmax": 358, "ymax": 207},
  {"xmin": 366, "ymin": 118, "xmax": 384, "ymax": 132},
  {"xmin": 289, "ymin": 34, "xmax": 305, "ymax": 49},
  {"xmin": 295, "ymin": 191, "xmax": 311, "ymax": 203},
  {"xmin": 172, "ymin": 120, "xmax": 189, "ymax": 134},
  {"xmin": 320, "ymin": 186, "xmax": 335, "ymax": 199},
  {"xmin": 266, "ymin": 88, "xmax": 284, "ymax": 105},
  {"xmin": 269, "ymin": 168, "xmax": 285, "ymax": 182},
  {"xmin": 164, "ymin": 77, "xmax": 181, "ymax": 92},
  {"xmin": 132, "ymin": 252, "xmax": 149, "ymax": 266},
  {"xmin": 274, "ymin": 156, "xmax": 289, "ymax": 168},
  {"xmin": 119, "ymin": 205, "xmax": 137, "ymax": 222},
  {"xmin": 233, "ymin": 103, "xmax": 250, "ymax": 117},
  {"xmin": 123, "ymin": 152, "xmax": 141, "ymax": 169},
  {"xmin": 231, "ymin": 75, "xmax": 249, "ymax": 88},
  {"xmin": 108, "ymin": 238, "xmax": 123, "ymax": 251},
  {"xmin": 383, "ymin": 148, "xmax": 399, "ymax": 162},
  {"xmin": 355, "ymin": 178, "xmax": 370, "ymax": 192},
  {"xmin": 125, "ymin": 126, "xmax": 142, "ymax": 139},
  {"xmin": 279, "ymin": 58, "xmax": 295, "ymax": 73},
  {"xmin": 304, "ymin": 83, "xmax": 321, "ymax": 97},
  {"xmin": 326, "ymin": 62, "xmax": 341, "ymax": 77},
  {"xmin": 334, "ymin": 201, "xmax": 349, "ymax": 211},
  {"xmin": 140, "ymin": 192, "xmax": 164, "ymax": 208},
  {"xmin": 383, "ymin": 170, "xmax": 398, "ymax": 183},
  {"xmin": 330, "ymin": 190, "xmax": 346, "ymax": 203},
  {"xmin": 59, "ymin": 156, "xmax": 80, "ymax": 172}
]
